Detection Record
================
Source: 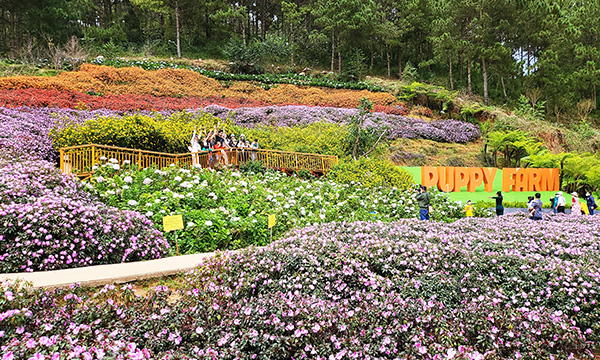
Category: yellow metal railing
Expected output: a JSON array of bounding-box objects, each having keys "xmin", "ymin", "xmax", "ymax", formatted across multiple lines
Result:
[{"xmin": 60, "ymin": 144, "xmax": 338, "ymax": 177}]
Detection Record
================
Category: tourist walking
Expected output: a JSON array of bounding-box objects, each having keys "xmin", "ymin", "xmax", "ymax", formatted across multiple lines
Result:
[
  {"xmin": 571, "ymin": 192, "xmax": 581, "ymax": 216},
  {"xmin": 555, "ymin": 192, "xmax": 566, "ymax": 213},
  {"xmin": 586, "ymin": 191, "xmax": 597, "ymax": 215},
  {"xmin": 416, "ymin": 185, "xmax": 431, "ymax": 221},
  {"xmin": 489, "ymin": 191, "xmax": 504, "ymax": 216},
  {"xmin": 528, "ymin": 193, "xmax": 543, "ymax": 220}
]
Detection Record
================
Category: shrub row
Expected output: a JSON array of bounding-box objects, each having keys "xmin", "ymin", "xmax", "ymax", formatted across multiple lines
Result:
[
  {"xmin": 0, "ymin": 151, "xmax": 169, "ymax": 273},
  {"xmin": 1, "ymin": 216, "xmax": 597, "ymax": 358},
  {"xmin": 86, "ymin": 162, "xmax": 479, "ymax": 253},
  {"xmin": 0, "ymin": 64, "xmax": 397, "ymax": 108}
]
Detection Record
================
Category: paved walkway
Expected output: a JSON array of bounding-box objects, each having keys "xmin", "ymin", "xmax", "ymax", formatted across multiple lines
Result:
[{"xmin": 0, "ymin": 253, "xmax": 214, "ymax": 290}]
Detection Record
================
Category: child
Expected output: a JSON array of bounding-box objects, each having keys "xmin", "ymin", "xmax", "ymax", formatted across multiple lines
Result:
[{"xmin": 464, "ymin": 200, "xmax": 474, "ymax": 218}]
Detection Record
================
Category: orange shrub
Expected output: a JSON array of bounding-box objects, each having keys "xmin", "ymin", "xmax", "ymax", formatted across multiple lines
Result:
[{"xmin": 0, "ymin": 64, "xmax": 398, "ymax": 107}]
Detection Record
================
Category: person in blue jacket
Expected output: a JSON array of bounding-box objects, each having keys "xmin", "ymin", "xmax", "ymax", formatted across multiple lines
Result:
[{"xmin": 586, "ymin": 191, "xmax": 597, "ymax": 215}]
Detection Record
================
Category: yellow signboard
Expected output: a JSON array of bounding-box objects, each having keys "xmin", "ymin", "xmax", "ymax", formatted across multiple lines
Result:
[
  {"xmin": 163, "ymin": 215, "xmax": 184, "ymax": 232},
  {"xmin": 268, "ymin": 214, "xmax": 276, "ymax": 228}
]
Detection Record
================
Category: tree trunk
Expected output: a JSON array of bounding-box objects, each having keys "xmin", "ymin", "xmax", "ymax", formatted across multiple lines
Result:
[
  {"xmin": 175, "ymin": 0, "xmax": 181, "ymax": 59},
  {"xmin": 241, "ymin": 18, "xmax": 247, "ymax": 45},
  {"xmin": 448, "ymin": 52, "xmax": 454, "ymax": 90},
  {"xmin": 290, "ymin": 23, "xmax": 295, "ymax": 65},
  {"xmin": 337, "ymin": 36, "xmax": 341, "ymax": 73},
  {"xmin": 467, "ymin": 58, "xmax": 472, "ymax": 96},
  {"xmin": 501, "ymin": 75, "xmax": 508, "ymax": 103},
  {"xmin": 370, "ymin": 50, "xmax": 374, "ymax": 70},
  {"xmin": 331, "ymin": 31, "xmax": 335, "ymax": 72},
  {"xmin": 482, "ymin": 57, "xmax": 488, "ymax": 105},
  {"xmin": 386, "ymin": 50, "xmax": 390, "ymax": 78},
  {"xmin": 398, "ymin": 46, "xmax": 402, "ymax": 80}
]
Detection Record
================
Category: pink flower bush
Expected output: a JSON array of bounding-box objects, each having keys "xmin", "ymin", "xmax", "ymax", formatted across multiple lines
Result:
[
  {"xmin": 0, "ymin": 151, "xmax": 169, "ymax": 273},
  {"xmin": 1, "ymin": 216, "xmax": 597, "ymax": 358}
]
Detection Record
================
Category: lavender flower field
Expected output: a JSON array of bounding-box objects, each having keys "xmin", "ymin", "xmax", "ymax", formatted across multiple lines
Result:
[
  {"xmin": 0, "ymin": 151, "xmax": 170, "ymax": 272},
  {"xmin": 204, "ymin": 105, "xmax": 481, "ymax": 143},
  {"xmin": 2, "ymin": 216, "xmax": 599, "ymax": 359}
]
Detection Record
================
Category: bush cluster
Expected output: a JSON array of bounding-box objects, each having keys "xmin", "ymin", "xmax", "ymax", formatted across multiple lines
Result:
[
  {"xmin": 0, "ymin": 151, "xmax": 169, "ymax": 273},
  {"xmin": 0, "ymin": 64, "xmax": 397, "ymax": 108},
  {"xmin": 328, "ymin": 158, "xmax": 415, "ymax": 189},
  {"xmin": 50, "ymin": 111, "xmax": 226, "ymax": 154},
  {"xmin": 1, "ymin": 215, "xmax": 597, "ymax": 358},
  {"xmin": 86, "ymin": 161, "xmax": 476, "ymax": 253}
]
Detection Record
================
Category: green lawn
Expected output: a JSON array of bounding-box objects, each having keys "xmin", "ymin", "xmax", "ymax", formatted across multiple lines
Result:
[{"xmin": 402, "ymin": 167, "xmax": 565, "ymax": 206}]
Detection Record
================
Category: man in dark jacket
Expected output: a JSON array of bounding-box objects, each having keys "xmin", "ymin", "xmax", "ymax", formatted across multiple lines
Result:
[
  {"xmin": 586, "ymin": 191, "xmax": 597, "ymax": 215},
  {"xmin": 416, "ymin": 185, "xmax": 431, "ymax": 221}
]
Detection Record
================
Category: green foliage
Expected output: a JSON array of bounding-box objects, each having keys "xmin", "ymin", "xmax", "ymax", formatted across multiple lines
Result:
[
  {"xmin": 515, "ymin": 95, "xmax": 546, "ymax": 121},
  {"xmin": 50, "ymin": 111, "xmax": 227, "ymax": 153},
  {"xmin": 485, "ymin": 130, "xmax": 543, "ymax": 167},
  {"xmin": 342, "ymin": 48, "xmax": 368, "ymax": 82},
  {"xmin": 346, "ymin": 98, "xmax": 389, "ymax": 160},
  {"xmin": 327, "ymin": 158, "xmax": 414, "ymax": 189},
  {"xmin": 241, "ymin": 122, "xmax": 349, "ymax": 158},
  {"xmin": 224, "ymin": 36, "xmax": 292, "ymax": 74},
  {"xmin": 524, "ymin": 151, "xmax": 600, "ymax": 194},
  {"xmin": 239, "ymin": 160, "xmax": 265, "ymax": 174}
]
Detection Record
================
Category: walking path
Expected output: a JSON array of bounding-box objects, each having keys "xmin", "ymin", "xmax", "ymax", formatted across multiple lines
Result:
[{"xmin": 0, "ymin": 252, "xmax": 214, "ymax": 290}]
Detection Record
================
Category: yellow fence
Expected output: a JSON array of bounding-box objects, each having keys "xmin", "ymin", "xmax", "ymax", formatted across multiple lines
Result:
[{"xmin": 60, "ymin": 144, "xmax": 339, "ymax": 177}]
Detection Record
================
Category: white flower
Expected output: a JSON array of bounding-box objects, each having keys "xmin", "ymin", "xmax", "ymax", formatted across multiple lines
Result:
[
  {"xmin": 95, "ymin": 176, "xmax": 105, "ymax": 183},
  {"xmin": 109, "ymin": 158, "xmax": 118, "ymax": 164},
  {"xmin": 100, "ymin": 156, "xmax": 107, "ymax": 161},
  {"xmin": 154, "ymin": 199, "xmax": 161, "ymax": 204},
  {"xmin": 180, "ymin": 181, "xmax": 193, "ymax": 188},
  {"xmin": 205, "ymin": 220, "xmax": 213, "ymax": 226},
  {"xmin": 145, "ymin": 211, "xmax": 153, "ymax": 217},
  {"xmin": 92, "ymin": 165, "xmax": 98, "ymax": 170},
  {"xmin": 123, "ymin": 185, "xmax": 129, "ymax": 190},
  {"xmin": 127, "ymin": 200, "xmax": 138, "ymax": 206},
  {"xmin": 143, "ymin": 178, "xmax": 152, "ymax": 185},
  {"xmin": 230, "ymin": 187, "xmax": 236, "ymax": 192},
  {"xmin": 174, "ymin": 176, "xmax": 182, "ymax": 182},
  {"xmin": 231, "ymin": 217, "xmax": 240, "ymax": 222},
  {"xmin": 112, "ymin": 164, "xmax": 120, "ymax": 170},
  {"xmin": 123, "ymin": 176, "xmax": 133, "ymax": 183},
  {"xmin": 123, "ymin": 160, "xmax": 131, "ymax": 165},
  {"xmin": 187, "ymin": 222, "xmax": 195, "ymax": 228}
]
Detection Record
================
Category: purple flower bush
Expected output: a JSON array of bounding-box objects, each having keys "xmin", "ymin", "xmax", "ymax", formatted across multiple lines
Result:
[
  {"xmin": 2, "ymin": 215, "xmax": 597, "ymax": 358},
  {"xmin": 204, "ymin": 105, "xmax": 481, "ymax": 143},
  {"xmin": 0, "ymin": 106, "xmax": 479, "ymax": 165},
  {"xmin": 0, "ymin": 107, "xmax": 124, "ymax": 162},
  {"xmin": 0, "ymin": 151, "xmax": 169, "ymax": 273}
]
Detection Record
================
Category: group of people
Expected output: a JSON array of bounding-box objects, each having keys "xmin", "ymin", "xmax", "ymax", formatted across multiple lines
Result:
[
  {"xmin": 416, "ymin": 185, "xmax": 598, "ymax": 221},
  {"xmin": 189, "ymin": 124, "xmax": 259, "ymax": 166}
]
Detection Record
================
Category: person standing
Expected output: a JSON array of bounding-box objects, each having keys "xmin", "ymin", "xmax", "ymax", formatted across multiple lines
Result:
[
  {"xmin": 550, "ymin": 194, "xmax": 558, "ymax": 214},
  {"xmin": 489, "ymin": 191, "xmax": 504, "ymax": 216},
  {"xmin": 571, "ymin": 192, "xmax": 581, "ymax": 216},
  {"xmin": 416, "ymin": 185, "xmax": 431, "ymax": 221},
  {"xmin": 586, "ymin": 191, "xmax": 597, "ymax": 215},
  {"xmin": 528, "ymin": 193, "xmax": 543, "ymax": 220},
  {"xmin": 464, "ymin": 200, "xmax": 474, "ymax": 218},
  {"xmin": 556, "ymin": 192, "xmax": 566, "ymax": 213}
]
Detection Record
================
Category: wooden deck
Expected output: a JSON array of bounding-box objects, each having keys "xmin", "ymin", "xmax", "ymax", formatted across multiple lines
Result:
[{"xmin": 59, "ymin": 144, "xmax": 338, "ymax": 177}]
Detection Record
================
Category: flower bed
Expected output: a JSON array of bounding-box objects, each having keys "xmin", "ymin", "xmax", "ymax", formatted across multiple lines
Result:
[
  {"xmin": 0, "ymin": 89, "xmax": 269, "ymax": 110},
  {"xmin": 0, "ymin": 151, "xmax": 169, "ymax": 273},
  {"xmin": 87, "ymin": 163, "xmax": 473, "ymax": 254},
  {"xmin": 206, "ymin": 105, "xmax": 480, "ymax": 143},
  {"xmin": 0, "ymin": 64, "xmax": 398, "ymax": 108},
  {"xmin": 1, "ymin": 216, "xmax": 597, "ymax": 358}
]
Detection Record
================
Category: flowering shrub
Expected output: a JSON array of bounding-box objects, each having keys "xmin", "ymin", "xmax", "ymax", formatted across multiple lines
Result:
[
  {"xmin": 207, "ymin": 105, "xmax": 481, "ymax": 144},
  {"xmin": 1, "ymin": 215, "xmax": 597, "ymax": 358},
  {"xmin": 0, "ymin": 89, "xmax": 269, "ymax": 110},
  {"xmin": 51, "ymin": 111, "xmax": 226, "ymax": 153},
  {"xmin": 0, "ymin": 65, "xmax": 397, "ymax": 108},
  {"xmin": 0, "ymin": 152, "xmax": 169, "ymax": 272},
  {"xmin": 87, "ymin": 162, "xmax": 472, "ymax": 253}
]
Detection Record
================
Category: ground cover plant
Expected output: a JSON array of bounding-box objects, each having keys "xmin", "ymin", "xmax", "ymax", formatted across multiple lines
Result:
[
  {"xmin": 86, "ymin": 161, "xmax": 478, "ymax": 253},
  {"xmin": 0, "ymin": 64, "xmax": 397, "ymax": 108},
  {"xmin": 0, "ymin": 150, "xmax": 170, "ymax": 273},
  {"xmin": 1, "ymin": 215, "xmax": 597, "ymax": 359}
]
